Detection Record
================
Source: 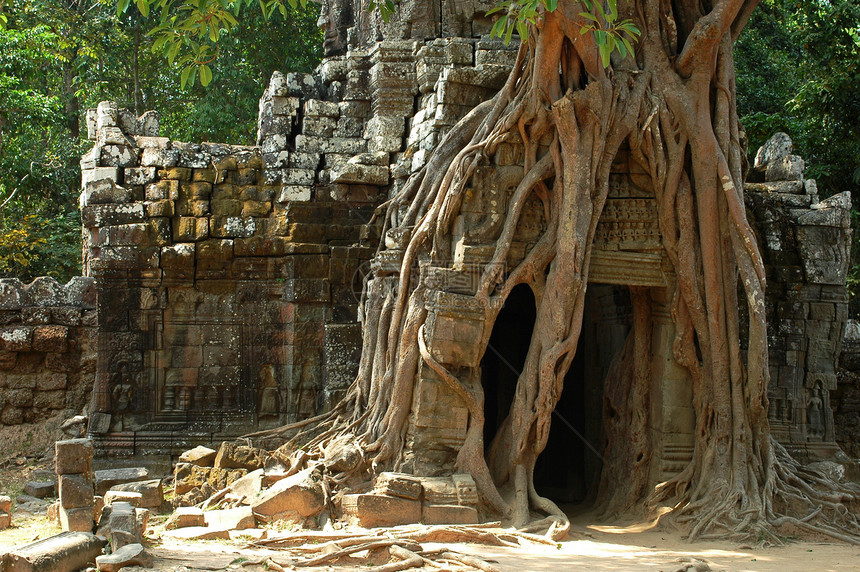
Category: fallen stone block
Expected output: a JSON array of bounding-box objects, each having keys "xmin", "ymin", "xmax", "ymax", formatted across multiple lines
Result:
[
  {"xmin": 103, "ymin": 490, "xmax": 143, "ymax": 507},
  {"xmin": 0, "ymin": 495, "xmax": 11, "ymax": 514},
  {"xmin": 340, "ymin": 493, "xmax": 421, "ymax": 528},
  {"xmin": 0, "ymin": 512, "xmax": 10, "ymax": 530},
  {"xmin": 421, "ymin": 504, "xmax": 479, "ymax": 525},
  {"xmin": 59, "ymin": 506, "xmax": 94, "ymax": 532},
  {"xmin": 164, "ymin": 506, "xmax": 204, "ymax": 530},
  {"xmin": 251, "ymin": 467, "xmax": 326, "ymax": 524},
  {"xmin": 226, "ymin": 468, "xmax": 264, "ymax": 504},
  {"xmin": 94, "ymin": 467, "xmax": 149, "ymax": 496},
  {"xmin": 59, "ymin": 474, "xmax": 94, "ymax": 509},
  {"xmin": 178, "ymin": 445, "xmax": 217, "ymax": 467},
  {"xmin": 95, "ymin": 543, "xmax": 152, "ymax": 572},
  {"xmin": 108, "ymin": 479, "xmax": 163, "ymax": 508},
  {"xmin": 4, "ymin": 531, "xmax": 106, "ymax": 572},
  {"xmin": 55, "ymin": 439, "xmax": 94, "ymax": 476},
  {"xmin": 108, "ymin": 502, "xmax": 141, "ymax": 551},
  {"xmin": 214, "ymin": 441, "xmax": 270, "ymax": 470},
  {"xmin": 203, "ymin": 506, "xmax": 255, "ymax": 531},
  {"xmin": 23, "ymin": 481, "xmax": 56, "ymax": 499}
]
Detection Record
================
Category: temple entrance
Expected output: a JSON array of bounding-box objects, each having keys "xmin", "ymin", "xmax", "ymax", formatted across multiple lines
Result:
[
  {"xmin": 481, "ymin": 283, "xmax": 536, "ymax": 447},
  {"xmin": 532, "ymin": 284, "xmax": 632, "ymax": 507}
]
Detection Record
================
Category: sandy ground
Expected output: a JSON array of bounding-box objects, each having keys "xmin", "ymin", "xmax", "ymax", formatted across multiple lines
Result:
[
  {"xmin": 2, "ymin": 449, "xmax": 859, "ymax": 571},
  {"xmin": 142, "ymin": 514, "xmax": 860, "ymax": 572},
  {"xmin": 4, "ymin": 507, "xmax": 858, "ymax": 572}
]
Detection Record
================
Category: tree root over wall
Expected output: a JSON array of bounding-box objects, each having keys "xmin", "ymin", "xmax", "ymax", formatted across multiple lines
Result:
[{"xmin": 245, "ymin": 0, "xmax": 860, "ymax": 545}]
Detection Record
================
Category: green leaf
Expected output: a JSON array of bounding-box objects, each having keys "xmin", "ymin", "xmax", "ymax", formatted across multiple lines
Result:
[
  {"xmin": 579, "ymin": 12, "xmax": 599, "ymax": 23},
  {"xmin": 504, "ymin": 18, "xmax": 514, "ymax": 45},
  {"xmin": 516, "ymin": 19, "xmax": 528, "ymax": 42},
  {"xmin": 180, "ymin": 64, "xmax": 194, "ymax": 89},
  {"xmin": 490, "ymin": 16, "xmax": 505, "ymax": 40},
  {"xmin": 200, "ymin": 64, "xmax": 213, "ymax": 86},
  {"xmin": 599, "ymin": 42, "xmax": 610, "ymax": 68},
  {"xmin": 136, "ymin": 0, "xmax": 151, "ymax": 17},
  {"xmin": 117, "ymin": 0, "xmax": 131, "ymax": 16},
  {"xmin": 545, "ymin": 0, "xmax": 557, "ymax": 12}
]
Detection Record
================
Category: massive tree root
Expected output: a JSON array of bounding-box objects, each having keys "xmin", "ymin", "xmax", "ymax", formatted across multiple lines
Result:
[{"xmin": 248, "ymin": 0, "xmax": 860, "ymax": 544}]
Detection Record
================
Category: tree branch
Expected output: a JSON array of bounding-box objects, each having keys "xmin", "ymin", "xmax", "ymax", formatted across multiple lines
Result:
[{"xmin": 675, "ymin": 0, "xmax": 747, "ymax": 77}]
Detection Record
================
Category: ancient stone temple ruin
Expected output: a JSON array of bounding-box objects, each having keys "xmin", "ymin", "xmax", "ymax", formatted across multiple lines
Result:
[{"xmin": 0, "ymin": 0, "xmax": 853, "ymax": 508}]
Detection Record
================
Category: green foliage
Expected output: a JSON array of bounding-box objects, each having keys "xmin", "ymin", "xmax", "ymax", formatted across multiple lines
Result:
[
  {"xmin": 116, "ymin": 0, "xmax": 313, "ymax": 88},
  {"xmin": 487, "ymin": 0, "xmax": 639, "ymax": 67}
]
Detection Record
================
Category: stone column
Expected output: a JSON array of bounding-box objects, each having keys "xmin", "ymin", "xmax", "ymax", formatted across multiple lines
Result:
[{"xmin": 55, "ymin": 438, "xmax": 95, "ymax": 532}]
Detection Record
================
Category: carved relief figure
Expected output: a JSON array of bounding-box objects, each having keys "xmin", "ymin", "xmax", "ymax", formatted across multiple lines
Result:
[
  {"xmin": 317, "ymin": 0, "xmax": 354, "ymax": 57},
  {"xmin": 807, "ymin": 381, "xmax": 825, "ymax": 441},
  {"xmin": 257, "ymin": 363, "xmax": 281, "ymax": 418},
  {"xmin": 110, "ymin": 362, "xmax": 136, "ymax": 412}
]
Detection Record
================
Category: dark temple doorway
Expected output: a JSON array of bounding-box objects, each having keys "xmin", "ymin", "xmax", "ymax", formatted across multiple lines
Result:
[
  {"xmin": 532, "ymin": 284, "xmax": 632, "ymax": 507},
  {"xmin": 481, "ymin": 283, "xmax": 536, "ymax": 447}
]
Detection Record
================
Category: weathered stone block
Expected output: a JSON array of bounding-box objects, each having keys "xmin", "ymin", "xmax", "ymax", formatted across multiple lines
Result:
[
  {"xmin": 23, "ymin": 481, "xmax": 56, "ymax": 499},
  {"xmin": 85, "ymin": 179, "xmax": 134, "ymax": 205},
  {"xmin": 124, "ymin": 166, "xmax": 157, "ymax": 186},
  {"xmin": 94, "ymin": 467, "xmax": 150, "ymax": 496},
  {"xmin": 145, "ymin": 199, "xmax": 174, "ymax": 218},
  {"xmin": 164, "ymin": 506, "xmax": 205, "ymax": 529},
  {"xmin": 331, "ymin": 162, "xmax": 389, "ymax": 186},
  {"xmin": 81, "ymin": 167, "xmax": 120, "ymax": 189},
  {"xmin": 59, "ymin": 474, "xmax": 94, "ymax": 509},
  {"xmin": 421, "ymin": 504, "xmax": 478, "ymax": 525},
  {"xmin": 176, "ymin": 446, "xmax": 216, "ymax": 468},
  {"xmin": 214, "ymin": 441, "xmax": 270, "ymax": 470},
  {"xmin": 95, "ymin": 543, "xmax": 151, "ymax": 572},
  {"xmin": 173, "ymin": 216, "xmax": 210, "ymax": 241},
  {"xmin": 251, "ymin": 467, "xmax": 326, "ymax": 523},
  {"xmin": 145, "ymin": 179, "xmax": 180, "ymax": 200},
  {"xmin": 55, "ymin": 439, "xmax": 94, "ymax": 476},
  {"xmin": 210, "ymin": 216, "xmax": 257, "ymax": 238},
  {"xmin": 81, "ymin": 203, "xmax": 145, "ymax": 228},
  {"xmin": 59, "ymin": 506, "xmax": 94, "ymax": 532},
  {"xmin": 212, "ymin": 199, "xmax": 243, "ymax": 216},
  {"xmin": 158, "ymin": 166, "xmax": 192, "ymax": 180},
  {"xmin": 277, "ymin": 186, "xmax": 312, "ymax": 202},
  {"xmin": 340, "ymin": 493, "xmax": 421, "ymax": 528},
  {"xmin": 0, "ymin": 327, "xmax": 33, "ymax": 351},
  {"xmin": 108, "ymin": 479, "xmax": 163, "ymax": 508},
  {"xmin": 203, "ymin": 506, "xmax": 255, "ymax": 531},
  {"xmin": 31, "ymin": 325, "xmax": 70, "ymax": 354}
]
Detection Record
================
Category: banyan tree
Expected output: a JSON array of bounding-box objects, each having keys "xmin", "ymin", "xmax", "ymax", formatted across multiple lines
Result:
[{"xmin": 260, "ymin": 0, "xmax": 860, "ymax": 543}]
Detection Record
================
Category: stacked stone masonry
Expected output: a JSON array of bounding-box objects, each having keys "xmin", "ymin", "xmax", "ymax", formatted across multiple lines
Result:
[
  {"xmin": 745, "ymin": 133, "xmax": 852, "ymax": 459},
  {"xmin": 0, "ymin": 277, "xmax": 97, "ymax": 426}
]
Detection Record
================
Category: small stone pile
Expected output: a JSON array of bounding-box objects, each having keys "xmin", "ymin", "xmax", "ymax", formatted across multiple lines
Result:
[{"xmin": 166, "ymin": 440, "xmax": 481, "ymax": 537}]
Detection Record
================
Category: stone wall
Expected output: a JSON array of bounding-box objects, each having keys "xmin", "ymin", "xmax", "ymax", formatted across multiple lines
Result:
[
  {"xmin": 80, "ymin": 102, "xmax": 377, "ymax": 457},
  {"xmin": 77, "ymin": 36, "xmax": 519, "ymax": 459},
  {"xmin": 745, "ymin": 133, "xmax": 852, "ymax": 459},
  {"xmin": 0, "ymin": 277, "xmax": 97, "ymax": 425}
]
